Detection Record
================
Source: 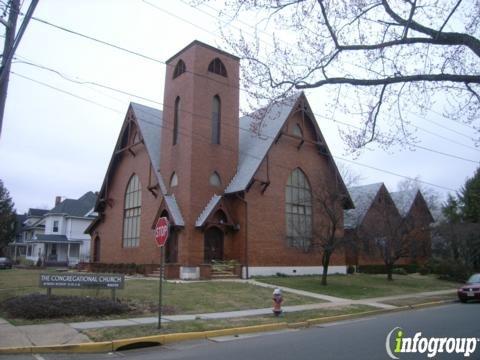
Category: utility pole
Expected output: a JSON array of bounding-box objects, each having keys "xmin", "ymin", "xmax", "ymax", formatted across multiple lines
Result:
[{"xmin": 0, "ymin": 0, "xmax": 39, "ymax": 138}]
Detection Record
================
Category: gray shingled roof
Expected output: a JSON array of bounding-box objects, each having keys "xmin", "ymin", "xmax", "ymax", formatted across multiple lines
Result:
[
  {"xmin": 225, "ymin": 95, "xmax": 298, "ymax": 194},
  {"xmin": 390, "ymin": 189, "xmax": 418, "ymax": 218},
  {"xmin": 344, "ymin": 183, "xmax": 383, "ymax": 229},
  {"xmin": 131, "ymin": 103, "xmax": 167, "ymax": 194},
  {"xmin": 28, "ymin": 209, "xmax": 48, "ymax": 217},
  {"xmin": 164, "ymin": 195, "xmax": 184, "ymax": 226},
  {"xmin": 49, "ymin": 192, "xmax": 97, "ymax": 217}
]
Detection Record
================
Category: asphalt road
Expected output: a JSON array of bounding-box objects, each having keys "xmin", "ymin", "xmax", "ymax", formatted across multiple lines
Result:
[{"xmin": 3, "ymin": 303, "xmax": 479, "ymax": 360}]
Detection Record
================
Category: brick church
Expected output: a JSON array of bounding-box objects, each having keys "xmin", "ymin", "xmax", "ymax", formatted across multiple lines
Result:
[{"xmin": 87, "ymin": 40, "xmax": 354, "ymax": 279}]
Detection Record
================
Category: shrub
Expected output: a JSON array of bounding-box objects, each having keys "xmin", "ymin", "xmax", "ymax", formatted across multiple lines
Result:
[
  {"xmin": 392, "ymin": 268, "xmax": 408, "ymax": 275},
  {"xmin": 276, "ymin": 272, "xmax": 288, "ymax": 277},
  {"xmin": 347, "ymin": 265, "xmax": 355, "ymax": 274},
  {"xmin": 426, "ymin": 259, "xmax": 471, "ymax": 282},
  {"xmin": 1, "ymin": 294, "xmax": 129, "ymax": 319},
  {"xmin": 418, "ymin": 266, "xmax": 430, "ymax": 275},
  {"xmin": 17, "ymin": 258, "xmax": 35, "ymax": 267},
  {"xmin": 358, "ymin": 264, "xmax": 418, "ymax": 274}
]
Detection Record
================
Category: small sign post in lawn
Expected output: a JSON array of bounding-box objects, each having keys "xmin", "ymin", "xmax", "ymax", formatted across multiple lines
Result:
[{"xmin": 155, "ymin": 217, "xmax": 169, "ymax": 329}]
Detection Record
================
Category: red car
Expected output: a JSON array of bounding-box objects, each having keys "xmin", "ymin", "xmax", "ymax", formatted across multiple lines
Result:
[{"xmin": 458, "ymin": 273, "xmax": 480, "ymax": 303}]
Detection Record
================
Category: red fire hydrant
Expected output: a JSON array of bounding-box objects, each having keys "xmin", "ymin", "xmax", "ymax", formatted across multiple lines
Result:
[{"xmin": 272, "ymin": 288, "xmax": 283, "ymax": 316}]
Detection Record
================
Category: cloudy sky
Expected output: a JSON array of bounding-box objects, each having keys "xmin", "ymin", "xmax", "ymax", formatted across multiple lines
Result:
[{"xmin": 0, "ymin": 0, "xmax": 478, "ymax": 213}]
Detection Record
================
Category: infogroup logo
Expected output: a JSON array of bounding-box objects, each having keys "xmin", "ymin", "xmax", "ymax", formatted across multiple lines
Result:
[{"xmin": 385, "ymin": 327, "xmax": 479, "ymax": 359}]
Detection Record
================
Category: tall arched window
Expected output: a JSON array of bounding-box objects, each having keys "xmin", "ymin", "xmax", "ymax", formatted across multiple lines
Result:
[
  {"xmin": 285, "ymin": 168, "xmax": 312, "ymax": 250},
  {"xmin": 212, "ymin": 95, "xmax": 221, "ymax": 144},
  {"xmin": 208, "ymin": 58, "xmax": 227, "ymax": 77},
  {"xmin": 123, "ymin": 174, "xmax": 142, "ymax": 248},
  {"xmin": 173, "ymin": 59, "xmax": 186, "ymax": 78},
  {"xmin": 173, "ymin": 97, "xmax": 180, "ymax": 145}
]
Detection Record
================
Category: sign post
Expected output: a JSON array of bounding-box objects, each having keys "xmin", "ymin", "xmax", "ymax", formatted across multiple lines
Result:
[{"xmin": 155, "ymin": 217, "xmax": 169, "ymax": 329}]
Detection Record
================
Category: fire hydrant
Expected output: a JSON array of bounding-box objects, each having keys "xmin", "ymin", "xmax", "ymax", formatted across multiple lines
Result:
[{"xmin": 272, "ymin": 288, "xmax": 283, "ymax": 316}]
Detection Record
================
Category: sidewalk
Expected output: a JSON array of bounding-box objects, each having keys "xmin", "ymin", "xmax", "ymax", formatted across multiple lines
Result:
[{"xmin": 0, "ymin": 286, "xmax": 456, "ymax": 349}]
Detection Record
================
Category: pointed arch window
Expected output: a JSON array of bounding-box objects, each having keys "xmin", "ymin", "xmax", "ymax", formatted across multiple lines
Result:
[
  {"xmin": 173, "ymin": 97, "xmax": 180, "ymax": 145},
  {"xmin": 123, "ymin": 174, "xmax": 142, "ymax": 248},
  {"xmin": 292, "ymin": 124, "xmax": 303, "ymax": 138},
  {"xmin": 285, "ymin": 168, "xmax": 312, "ymax": 250},
  {"xmin": 209, "ymin": 171, "xmax": 221, "ymax": 187},
  {"xmin": 170, "ymin": 172, "xmax": 178, "ymax": 188},
  {"xmin": 208, "ymin": 58, "xmax": 227, "ymax": 77},
  {"xmin": 212, "ymin": 95, "xmax": 221, "ymax": 144},
  {"xmin": 173, "ymin": 59, "xmax": 186, "ymax": 78}
]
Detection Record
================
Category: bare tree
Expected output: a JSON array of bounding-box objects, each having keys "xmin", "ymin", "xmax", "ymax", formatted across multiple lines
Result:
[
  {"xmin": 338, "ymin": 162, "xmax": 364, "ymax": 187},
  {"xmin": 313, "ymin": 185, "xmax": 349, "ymax": 285},
  {"xmin": 396, "ymin": 176, "xmax": 441, "ymax": 217},
  {"xmin": 199, "ymin": 0, "xmax": 480, "ymax": 150}
]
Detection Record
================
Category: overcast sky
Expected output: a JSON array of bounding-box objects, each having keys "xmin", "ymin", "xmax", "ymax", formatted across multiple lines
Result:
[{"xmin": 0, "ymin": 0, "xmax": 478, "ymax": 214}]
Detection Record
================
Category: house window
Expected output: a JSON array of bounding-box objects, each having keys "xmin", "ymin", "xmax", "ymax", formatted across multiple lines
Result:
[
  {"xmin": 173, "ymin": 59, "xmax": 186, "ymax": 78},
  {"xmin": 170, "ymin": 172, "xmax": 178, "ymax": 188},
  {"xmin": 292, "ymin": 124, "xmax": 303, "ymax": 137},
  {"xmin": 53, "ymin": 220, "xmax": 59, "ymax": 233},
  {"xmin": 123, "ymin": 174, "xmax": 142, "ymax": 248},
  {"xmin": 173, "ymin": 97, "xmax": 180, "ymax": 145},
  {"xmin": 208, "ymin": 58, "xmax": 227, "ymax": 77},
  {"xmin": 212, "ymin": 95, "xmax": 221, "ymax": 144},
  {"xmin": 27, "ymin": 246, "xmax": 32, "ymax": 257},
  {"xmin": 209, "ymin": 171, "xmax": 221, "ymax": 187},
  {"xmin": 285, "ymin": 168, "xmax": 312, "ymax": 250}
]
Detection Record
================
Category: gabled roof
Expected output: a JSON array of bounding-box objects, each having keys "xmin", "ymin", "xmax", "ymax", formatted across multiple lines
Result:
[
  {"xmin": 225, "ymin": 92, "xmax": 352, "ymax": 208},
  {"xmin": 225, "ymin": 95, "xmax": 298, "ymax": 194},
  {"xmin": 390, "ymin": 189, "xmax": 434, "ymax": 223},
  {"xmin": 390, "ymin": 190, "xmax": 418, "ymax": 218},
  {"xmin": 130, "ymin": 103, "xmax": 167, "ymax": 194},
  {"xmin": 92, "ymin": 102, "xmax": 181, "ymax": 232},
  {"xmin": 344, "ymin": 183, "xmax": 384, "ymax": 229},
  {"xmin": 49, "ymin": 191, "xmax": 97, "ymax": 217}
]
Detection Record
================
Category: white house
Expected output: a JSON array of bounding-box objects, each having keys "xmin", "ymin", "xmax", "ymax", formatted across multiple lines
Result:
[{"xmin": 25, "ymin": 192, "xmax": 97, "ymax": 266}]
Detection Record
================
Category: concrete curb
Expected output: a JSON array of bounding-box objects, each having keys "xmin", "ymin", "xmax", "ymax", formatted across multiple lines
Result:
[{"xmin": 0, "ymin": 300, "xmax": 455, "ymax": 354}]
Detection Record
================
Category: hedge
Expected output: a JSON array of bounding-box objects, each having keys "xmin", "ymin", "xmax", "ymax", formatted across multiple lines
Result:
[{"xmin": 357, "ymin": 264, "xmax": 419, "ymax": 274}]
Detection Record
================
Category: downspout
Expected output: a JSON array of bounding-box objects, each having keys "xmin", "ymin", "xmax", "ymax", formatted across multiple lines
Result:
[{"xmin": 236, "ymin": 193, "xmax": 249, "ymax": 279}]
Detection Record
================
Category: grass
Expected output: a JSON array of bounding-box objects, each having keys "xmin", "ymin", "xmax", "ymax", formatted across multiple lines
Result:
[
  {"xmin": 254, "ymin": 273, "xmax": 460, "ymax": 300},
  {"xmin": 0, "ymin": 269, "xmax": 317, "ymax": 324},
  {"xmin": 381, "ymin": 293, "xmax": 458, "ymax": 307},
  {"xmin": 82, "ymin": 304, "xmax": 376, "ymax": 342}
]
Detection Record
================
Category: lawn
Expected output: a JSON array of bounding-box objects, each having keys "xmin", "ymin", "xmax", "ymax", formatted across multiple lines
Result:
[
  {"xmin": 83, "ymin": 304, "xmax": 376, "ymax": 342},
  {"xmin": 381, "ymin": 293, "xmax": 458, "ymax": 307},
  {"xmin": 254, "ymin": 273, "xmax": 460, "ymax": 300},
  {"xmin": 0, "ymin": 269, "xmax": 317, "ymax": 323}
]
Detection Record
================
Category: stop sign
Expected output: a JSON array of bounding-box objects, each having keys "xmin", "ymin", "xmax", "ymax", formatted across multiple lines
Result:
[{"xmin": 155, "ymin": 217, "xmax": 169, "ymax": 247}]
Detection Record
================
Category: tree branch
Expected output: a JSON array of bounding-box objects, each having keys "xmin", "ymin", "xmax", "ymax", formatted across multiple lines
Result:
[
  {"xmin": 382, "ymin": 0, "xmax": 480, "ymax": 57},
  {"xmin": 296, "ymin": 74, "xmax": 480, "ymax": 89}
]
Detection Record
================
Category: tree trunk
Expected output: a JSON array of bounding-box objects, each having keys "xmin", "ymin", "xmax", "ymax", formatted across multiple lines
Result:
[
  {"xmin": 386, "ymin": 262, "xmax": 393, "ymax": 281},
  {"xmin": 321, "ymin": 251, "xmax": 331, "ymax": 286}
]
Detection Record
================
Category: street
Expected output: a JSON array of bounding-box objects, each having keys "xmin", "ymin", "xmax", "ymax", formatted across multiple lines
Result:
[{"xmin": 2, "ymin": 303, "xmax": 479, "ymax": 360}]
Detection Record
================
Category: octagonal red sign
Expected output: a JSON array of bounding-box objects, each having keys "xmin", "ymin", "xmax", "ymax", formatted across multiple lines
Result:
[{"xmin": 155, "ymin": 217, "xmax": 169, "ymax": 247}]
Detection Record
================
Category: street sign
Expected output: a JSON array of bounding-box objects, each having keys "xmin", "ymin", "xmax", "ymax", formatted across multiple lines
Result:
[{"xmin": 155, "ymin": 217, "xmax": 169, "ymax": 247}]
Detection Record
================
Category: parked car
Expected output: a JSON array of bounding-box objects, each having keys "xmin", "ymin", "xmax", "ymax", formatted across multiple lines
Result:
[
  {"xmin": 0, "ymin": 257, "xmax": 13, "ymax": 270},
  {"xmin": 458, "ymin": 273, "xmax": 480, "ymax": 303}
]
